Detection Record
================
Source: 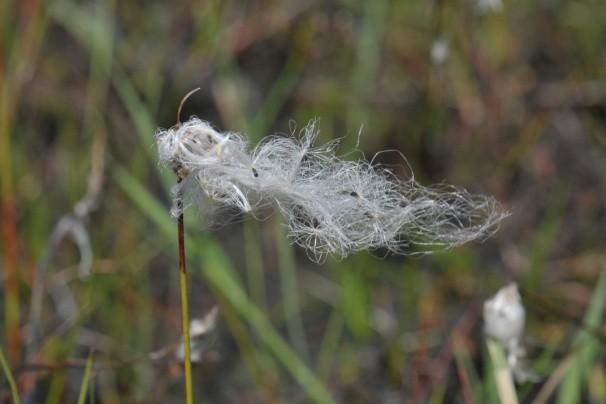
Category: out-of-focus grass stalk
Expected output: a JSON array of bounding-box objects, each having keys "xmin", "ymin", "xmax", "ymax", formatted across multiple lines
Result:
[
  {"xmin": 0, "ymin": 0, "xmax": 46, "ymax": 363},
  {"xmin": 531, "ymin": 355, "xmax": 573, "ymax": 404},
  {"xmin": 215, "ymin": 292, "xmax": 277, "ymax": 399},
  {"xmin": 244, "ymin": 218, "xmax": 267, "ymax": 310},
  {"xmin": 275, "ymin": 219, "xmax": 309, "ymax": 361},
  {"xmin": 557, "ymin": 269, "xmax": 606, "ymax": 404},
  {"xmin": 0, "ymin": 347, "xmax": 20, "ymax": 404},
  {"xmin": 428, "ymin": 382, "xmax": 447, "ymax": 404},
  {"xmin": 454, "ymin": 335, "xmax": 482, "ymax": 402},
  {"xmin": 0, "ymin": 59, "xmax": 21, "ymax": 366},
  {"xmin": 77, "ymin": 353, "xmax": 94, "ymax": 404},
  {"xmin": 201, "ymin": 257, "xmax": 335, "ymax": 404},
  {"xmin": 249, "ymin": 53, "xmax": 302, "ymax": 140},
  {"xmin": 315, "ymin": 308, "xmax": 343, "ymax": 382},
  {"xmin": 487, "ymin": 339, "xmax": 519, "ymax": 404},
  {"xmin": 346, "ymin": 0, "xmax": 388, "ymax": 146}
]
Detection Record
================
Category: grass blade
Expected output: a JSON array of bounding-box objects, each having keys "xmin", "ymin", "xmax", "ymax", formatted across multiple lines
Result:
[
  {"xmin": 557, "ymin": 269, "xmax": 606, "ymax": 403},
  {"xmin": 275, "ymin": 218, "xmax": 309, "ymax": 361},
  {"xmin": 200, "ymin": 252, "xmax": 335, "ymax": 404},
  {"xmin": 487, "ymin": 339, "xmax": 519, "ymax": 404},
  {"xmin": 0, "ymin": 346, "xmax": 20, "ymax": 404},
  {"xmin": 77, "ymin": 352, "xmax": 94, "ymax": 404}
]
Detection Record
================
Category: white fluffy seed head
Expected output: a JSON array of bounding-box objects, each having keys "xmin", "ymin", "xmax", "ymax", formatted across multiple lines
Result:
[
  {"xmin": 483, "ymin": 283, "xmax": 538, "ymax": 383},
  {"xmin": 483, "ymin": 283, "xmax": 525, "ymax": 347},
  {"xmin": 156, "ymin": 117, "xmax": 509, "ymax": 262}
]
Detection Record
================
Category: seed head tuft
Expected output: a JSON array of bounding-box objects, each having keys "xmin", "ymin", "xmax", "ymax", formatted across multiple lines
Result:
[{"xmin": 156, "ymin": 117, "xmax": 508, "ymax": 262}]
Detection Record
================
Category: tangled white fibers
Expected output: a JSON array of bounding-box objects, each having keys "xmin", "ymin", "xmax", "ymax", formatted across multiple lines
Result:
[{"xmin": 156, "ymin": 117, "xmax": 508, "ymax": 262}]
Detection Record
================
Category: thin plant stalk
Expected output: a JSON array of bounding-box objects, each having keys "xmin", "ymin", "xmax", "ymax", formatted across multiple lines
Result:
[
  {"xmin": 177, "ymin": 188, "xmax": 194, "ymax": 404},
  {"xmin": 275, "ymin": 218, "xmax": 309, "ymax": 360},
  {"xmin": 174, "ymin": 88, "xmax": 200, "ymax": 404},
  {"xmin": 77, "ymin": 352, "xmax": 94, "ymax": 404}
]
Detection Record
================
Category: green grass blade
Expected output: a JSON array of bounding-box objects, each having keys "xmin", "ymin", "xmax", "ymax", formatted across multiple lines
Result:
[
  {"xmin": 249, "ymin": 54, "xmax": 303, "ymax": 139},
  {"xmin": 244, "ymin": 217, "xmax": 267, "ymax": 311},
  {"xmin": 50, "ymin": 1, "xmax": 157, "ymax": 159},
  {"xmin": 275, "ymin": 218, "xmax": 309, "ymax": 361},
  {"xmin": 111, "ymin": 65, "xmax": 158, "ymax": 155},
  {"xmin": 77, "ymin": 352, "xmax": 94, "ymax": 404},
  {"xmin": 315, "ymin": 308, "xmax": 343, "ymax": 382},
  {"xmin": 557, "ymin": 269, "xmax": 606, "ymax": 403},
  {"xmin": 0, "ymin": 346, "xmax": 20, "ymax": 404},
  {"xmin": 338, "ymin": 263, "xmax": 370, "ymax": 340},
  {"xmin": 454, "ymin": 338, "xmax": 482, "ymax": 402},
  {"xmin": 200, "ymin": 251, "xmax": 335, "ymax": 404},
  {"xmin": 113, "ymin": 165, "xmax": 174, "ymax": 237}
]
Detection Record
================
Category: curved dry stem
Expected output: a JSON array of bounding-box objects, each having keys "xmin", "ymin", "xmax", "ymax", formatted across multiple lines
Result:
[{"xmin": 177, "ymin": 88, "xmax": 201, "ymax": 125}]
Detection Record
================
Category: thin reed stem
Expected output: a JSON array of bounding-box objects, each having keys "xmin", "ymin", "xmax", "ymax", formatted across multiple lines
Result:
[
  {"xmin": 177, "ymin": 184, "xmax": 194, "ymax": 404},
  {"xmin": 174, "ymin": 88, "xmax": 199, "ymax": 404}
]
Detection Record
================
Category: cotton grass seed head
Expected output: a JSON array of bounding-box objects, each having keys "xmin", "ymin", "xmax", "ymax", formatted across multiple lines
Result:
[
  {"xmin": 483, "ymin": 283, "xmax": 525, "ymax": 348},
  {"xmin": 156, "ymin": 117, "xmax": 508, "ymax": 262},
  {"xmin": 483, "ymin": 283, "xmax": 538, "ymax": 383}
]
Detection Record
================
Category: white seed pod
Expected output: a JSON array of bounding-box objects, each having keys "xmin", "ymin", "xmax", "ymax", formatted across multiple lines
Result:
[{"xmin": 156, "ymin": 117, "xmax": 508, "ymax": 262}]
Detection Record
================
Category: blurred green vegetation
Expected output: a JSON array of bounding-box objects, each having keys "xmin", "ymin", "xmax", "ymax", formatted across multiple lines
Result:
[{"xmin": 2, "ymin": 0, "xmax": 606, "ymax": 402}]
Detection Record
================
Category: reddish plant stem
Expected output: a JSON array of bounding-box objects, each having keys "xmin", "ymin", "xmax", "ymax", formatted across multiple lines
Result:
[{"xmin": 178, "ymin": 207, "xmax": 187, "ymax": 277}]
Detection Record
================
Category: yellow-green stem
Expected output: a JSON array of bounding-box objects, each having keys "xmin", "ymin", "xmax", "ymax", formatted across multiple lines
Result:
[{"xmin": 178, "ymin": 201, "xmax": 194, "ymax": 404}]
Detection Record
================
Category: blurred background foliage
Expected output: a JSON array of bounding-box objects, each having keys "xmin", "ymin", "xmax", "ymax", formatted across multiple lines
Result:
[{"xmin": 2, "ymin": 0, "xmax": 606, "ymax": 402}]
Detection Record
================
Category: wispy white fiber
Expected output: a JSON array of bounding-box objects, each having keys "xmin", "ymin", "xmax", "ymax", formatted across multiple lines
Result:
[{"xmin": 156, "ymin": 117, "xmax": 508, "ymax": 262}]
